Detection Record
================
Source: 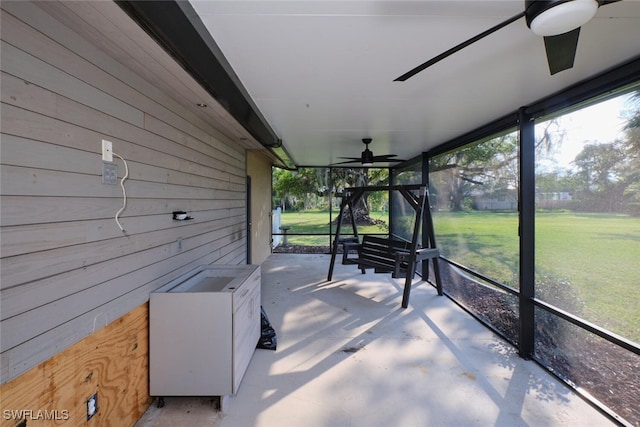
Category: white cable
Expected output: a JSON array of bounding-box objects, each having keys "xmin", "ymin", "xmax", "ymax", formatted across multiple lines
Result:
[{"xmin": 112, "ymin": 152, "xmax": 129, "ymax": 232}]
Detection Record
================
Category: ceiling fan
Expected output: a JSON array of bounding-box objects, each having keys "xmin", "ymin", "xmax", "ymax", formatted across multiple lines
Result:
[
  {"xmin": 394, "ymin": 0, "xmax": 621, "ymax": 81},
  {"xmin": 331, "ymin": 138, "xmax": 406, "ymax": 166}
]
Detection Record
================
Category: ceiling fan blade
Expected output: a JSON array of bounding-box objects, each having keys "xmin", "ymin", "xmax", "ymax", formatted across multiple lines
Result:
[
  {"xmin": 371, "ymin": 155, "xmax": 402, "ymax": 161},
  {"xmin": 333, "ymin": 138, "xmax": 405, "ymax": 165},
  {"xmin": 394, "ymin": 11, "xmax": 525, "ymax": 82},
  {"xmin": 543, "ymin": 27, "xmax": 581, "ymax": 75},
  {"xmin": 330, "ymin": 159, "xmax": 363, "ymax": 165},
  {"xmin": 330, "ymin": 158, "xmax": 406, "ymax": 165}
]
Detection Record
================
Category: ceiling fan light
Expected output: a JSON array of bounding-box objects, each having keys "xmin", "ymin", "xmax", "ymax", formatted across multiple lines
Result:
[
  {"xmin": 528, "ymin": 0, "xmax": 598, "ymax": 37},
  {"xmin": 362, "ymin": 161, "xmax": 373, "ymax": 167}
]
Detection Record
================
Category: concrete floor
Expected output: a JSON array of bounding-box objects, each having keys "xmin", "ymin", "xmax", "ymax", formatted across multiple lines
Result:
[{"xmin": 136, "ymin": 253, "xmax": 615, "ymax": 427}]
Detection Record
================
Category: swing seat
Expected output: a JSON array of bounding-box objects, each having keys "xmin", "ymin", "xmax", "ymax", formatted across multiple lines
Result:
[
  {"xmin": 345, "ymin": 235, "xmax": 439, "ymax": 279},
  {"xmin": 327, "ymin": 184, "xmax": 443, "ymax": 308}
]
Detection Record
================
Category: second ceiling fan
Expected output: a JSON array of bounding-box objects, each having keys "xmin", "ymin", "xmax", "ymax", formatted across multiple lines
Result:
[
  {"xmin": 332, "ymin": 138, "xmax": 406, "ymax": 166},
  {"xmin": 394, "ymin": 0, "xmax": 621, "ymax": 81}
]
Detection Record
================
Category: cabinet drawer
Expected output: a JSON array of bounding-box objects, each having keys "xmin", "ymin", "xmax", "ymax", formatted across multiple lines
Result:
[{"xmin": 233, "ymin": 267, "xmax": 260, "ymax": 313}]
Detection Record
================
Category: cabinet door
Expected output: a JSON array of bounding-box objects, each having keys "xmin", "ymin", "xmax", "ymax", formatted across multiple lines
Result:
[
  {"xmin": 232, "ymin": 273, "xmax": 261, "ymax": 393},
  {"xmin": 150, "ymin": 293, "xmax": 232, "ymax": 396}
]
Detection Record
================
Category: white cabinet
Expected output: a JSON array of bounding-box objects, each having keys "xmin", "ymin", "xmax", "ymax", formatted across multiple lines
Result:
[{"xmin": 150, "ymin": 264, "xmax": 261, "ymax": 397}]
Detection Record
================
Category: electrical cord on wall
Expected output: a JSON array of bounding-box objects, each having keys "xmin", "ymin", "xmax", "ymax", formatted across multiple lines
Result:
[{"xmin": 112, "ymin": 152, "xmax": 129, "ymax": 232}]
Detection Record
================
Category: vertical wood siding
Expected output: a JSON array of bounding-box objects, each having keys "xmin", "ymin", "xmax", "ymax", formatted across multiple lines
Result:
[{"xmin": 0, "ymin": 2, "xmax": 248, "ymax": 384}]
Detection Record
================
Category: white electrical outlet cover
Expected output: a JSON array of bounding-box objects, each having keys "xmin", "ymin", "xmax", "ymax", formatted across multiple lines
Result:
[{"xmin": 102, "ymin": 139, "xmax": 113, "ymax": 162}]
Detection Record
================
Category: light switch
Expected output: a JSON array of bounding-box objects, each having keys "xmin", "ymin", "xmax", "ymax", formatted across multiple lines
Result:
[{"xmin": 102, "ymin": 139, "xmax": 113, "ymax": 162}]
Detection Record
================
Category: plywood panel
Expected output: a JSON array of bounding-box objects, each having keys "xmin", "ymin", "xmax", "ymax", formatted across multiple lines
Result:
[{"xmin": 0, "ymin": 304, "xmax": 151, "ymax": 427}]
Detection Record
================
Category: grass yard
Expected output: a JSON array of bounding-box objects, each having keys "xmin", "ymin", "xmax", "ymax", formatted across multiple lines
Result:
[
  {"xmin": 276, "ymin": 209, "xmax": 639, "ymax": 342},
  {"xmin": 278, "ymin": 210, "xmax": 389, "ymax": 238},
  {"xmin": 433, "ymin": 211, "xmax": 520, "ymax": 286},
  {"xmin": 434, "ymin": 211, "xmax": 640, "ymax": 343}
]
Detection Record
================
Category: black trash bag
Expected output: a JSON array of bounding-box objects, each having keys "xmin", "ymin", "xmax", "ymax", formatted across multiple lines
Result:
[{"xmin": 257, "ymin": 306, "xmax": 277, "ymax": 350}]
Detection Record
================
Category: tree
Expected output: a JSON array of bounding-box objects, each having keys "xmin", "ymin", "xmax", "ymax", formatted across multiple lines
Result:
[
  {"xmin": 430, "ymin": 132, "xmax": 520, "ymax": 211},
  {"xmin": 272, "ymin": 166, "xmax": 390, "ymax": 223},
  {"xmin": 571, "ymin": 142, "xmax": 626, "ymax": 212},
  {"xmin": 331, "ymin": 167, "xmax": 389, "ymax": 225},
  {"xmin": 622, "ymin": 90, "xmax": 640, "ymax": 153},
  {"xmin": 566, "ymin": 90, "xmax": 640, "ymax": 215},
  {"xmin": 430, "ymin": 119, "xmax": 565, "ymax": 212},
  {"xmin": 573, "ymin": 142, "xmax": 625, "ymax": 191},
  {"xmin": 272, "ymin": 167, "xmax": 322, "ymax": 211},
  {"xmin": 620, "ymin": 90, "xmax": 640, "ymax": 215}
]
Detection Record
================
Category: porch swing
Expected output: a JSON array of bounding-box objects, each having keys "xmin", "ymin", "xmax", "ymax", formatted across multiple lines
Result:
[{"xmin": 327, "ymin": 184, "xmax": 443, "ymax": 308}]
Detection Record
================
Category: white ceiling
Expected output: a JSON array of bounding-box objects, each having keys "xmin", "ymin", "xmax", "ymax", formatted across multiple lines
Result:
[{"xmin": 189, "ymin": 0, "xmax": 640, "ymax": 167}]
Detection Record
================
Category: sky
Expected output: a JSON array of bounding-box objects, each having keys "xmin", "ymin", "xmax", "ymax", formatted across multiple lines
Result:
[{"xmin": 536, "ymin": 93, "xmax": 632, "ymax": 172}]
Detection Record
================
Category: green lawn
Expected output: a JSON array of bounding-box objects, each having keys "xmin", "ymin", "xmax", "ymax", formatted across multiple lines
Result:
[
  {"xmin": 434, "ymin": 211, "xmax": 640, "ymax": 343},
  {"xmin": 433, "ymin": 211, "xmax": 520, "ymax": 286},
  {"xmin": 279, "ymin": 209, "xmax": 639, "ymax": 343},
  {"xmin": 278, "ymin": 210, "xmax": 389, "ymax": 242}
]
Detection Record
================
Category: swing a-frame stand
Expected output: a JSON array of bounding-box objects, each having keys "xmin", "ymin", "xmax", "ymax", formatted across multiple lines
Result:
[{"xmin": 327, "ymin": 184, "xmax": 443, "ymax": 308}]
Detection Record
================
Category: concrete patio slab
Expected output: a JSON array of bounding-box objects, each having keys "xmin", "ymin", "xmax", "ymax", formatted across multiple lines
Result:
[{"xmin": 136, "ymin": 253, "xmax": 614, "ymax": 427}]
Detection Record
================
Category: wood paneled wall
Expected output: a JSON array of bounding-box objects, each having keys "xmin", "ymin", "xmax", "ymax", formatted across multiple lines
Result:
[
  {"xmin": 1, "ymin": 1, "xmax": 250, "ymax": 387},
  {"xmin": 0, "ymin": 303, "xmax": 150, "ymax": 427}
]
